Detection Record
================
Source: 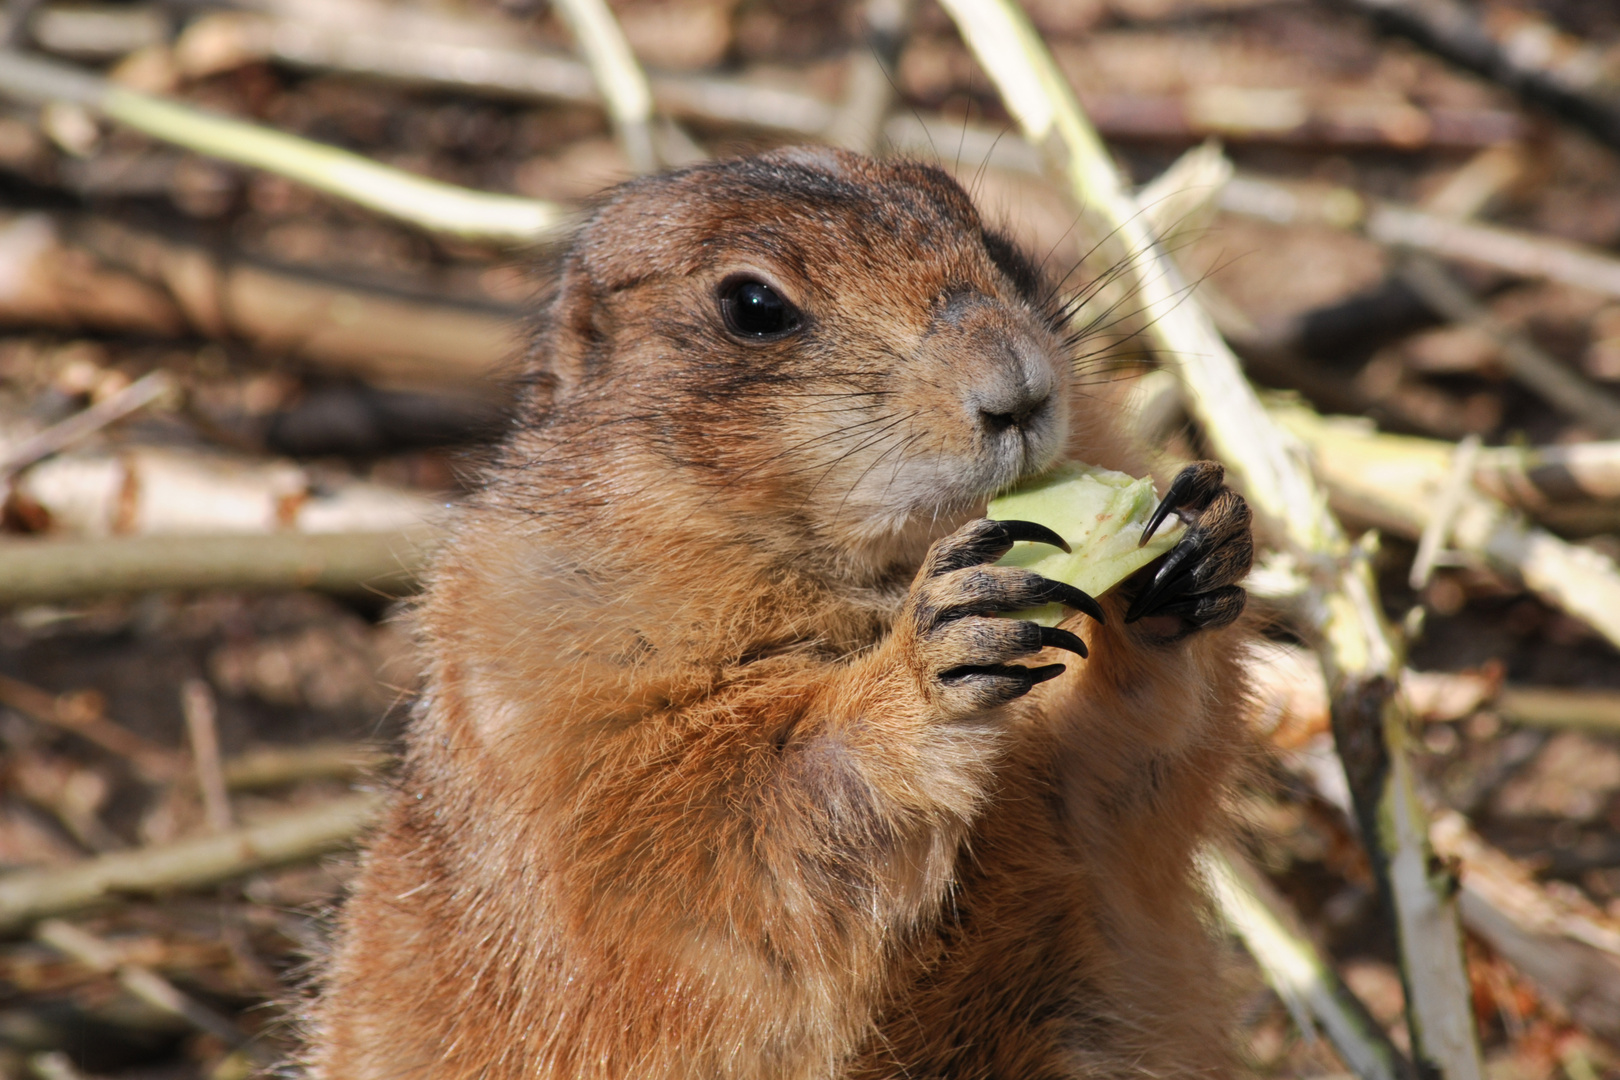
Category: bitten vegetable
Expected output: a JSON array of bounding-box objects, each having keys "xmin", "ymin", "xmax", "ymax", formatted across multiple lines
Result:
[{"xmin": 989, "ymin": 462, "xmax": 1183, "ymax": 626}]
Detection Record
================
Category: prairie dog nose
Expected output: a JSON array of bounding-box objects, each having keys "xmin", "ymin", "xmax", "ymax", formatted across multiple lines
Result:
[
  {"xmin": 933, "ymin": 289, "xmax": 1056, "ymax": 433},
  {"xmin": 975, "ymin": 382, "xmax": 1050, "ymax": 433},
  {"xmin": 971, "ymin": 344, "xmax": 1055, "ymax": 434}
]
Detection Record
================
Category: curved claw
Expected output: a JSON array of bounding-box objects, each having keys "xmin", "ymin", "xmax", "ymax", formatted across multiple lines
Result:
[
  {"xmin": 939, "ymin": 662, "xmax": 1067, "ymax": 690},
  {"xmin": 1038, "ymin": 624, "xmax": 1088, "ymax": 659},
  {"xmin": 989, "ymin": 519, "xmax": 1071, "ymax": 554},
  {"xmin": 1140, "ymin": 462, "xmax": 1225, "ymax": 547},
  {"xmin": 1124, "ymin": 545, "xmax": 1198, "ymax": 623},
  {"xmin": 1024, "ymin": 663, "xmax": 1067, "ymax": 685},
  {"xmin": 1038, "ymin": 580, "xmax": 1106, "ymax": 624}
]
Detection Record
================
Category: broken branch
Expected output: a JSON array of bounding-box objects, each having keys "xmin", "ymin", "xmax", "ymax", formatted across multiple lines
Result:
[{"xmin": 0, "ymin": 792, "xmax": 385, "ymax": 932}]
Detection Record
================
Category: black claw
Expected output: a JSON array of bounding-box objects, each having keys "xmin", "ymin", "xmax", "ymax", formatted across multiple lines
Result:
[
  {"xmin": 940, "ymin": 661, "xmax": 1065, "ymax": 690},
  {"xmin": 1038, "ymin": 580, "xmax": 1106, "ymax": 624},
  {"xmin": 1025, "ymin": 663, "xmax": 1067, "ymax": 685},
  {"xmin": 1037, "ymin": 625, "xmax": 1088, "ymax": 659},
  {"xmin": 990, "ymin": 519, "xmax": 1071, "ymax": 554},
  {"xmin": 1139, "ymin": 496, "xmax": 1178, "ymax": 549},
  {"xmin": 1140, "ymin": 462, "xmax": 1224, "ymax": 547},
  {"xmin": 1124, "ymin": 544, "xmax": 1198, "ymax": 623}
]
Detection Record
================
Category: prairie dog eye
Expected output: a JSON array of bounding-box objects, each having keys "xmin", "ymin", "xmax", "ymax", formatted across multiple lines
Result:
[{"xmin": 718, "ymin": 276, "xmax": 802, "ymax": 340}]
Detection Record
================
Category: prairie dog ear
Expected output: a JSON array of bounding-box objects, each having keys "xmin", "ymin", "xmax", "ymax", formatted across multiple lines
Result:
[{"xmin": 533, "ymin": 259, "xmax": 606, "ymax": 399}]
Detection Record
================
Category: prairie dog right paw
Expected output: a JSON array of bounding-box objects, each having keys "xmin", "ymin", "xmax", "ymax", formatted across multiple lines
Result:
[{"xmin": 898, "ymin": 519, "xmax": 1104, "ymax": 719}]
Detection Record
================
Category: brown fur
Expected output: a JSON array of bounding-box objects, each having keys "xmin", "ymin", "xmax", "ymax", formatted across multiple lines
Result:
[{"xmin": 305, "ymin": 148, "xmax": 1250, "ymax": 1079}]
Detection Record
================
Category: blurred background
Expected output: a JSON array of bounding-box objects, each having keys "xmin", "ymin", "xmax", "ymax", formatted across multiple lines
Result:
[{"xmin": 0, "ymin": 0, "xmax": 1618, "ymax": 1076}]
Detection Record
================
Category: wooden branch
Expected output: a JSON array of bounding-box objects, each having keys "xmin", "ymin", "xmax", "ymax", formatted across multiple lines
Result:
[
  {"xmin": 0, "ymin": 49, "xmax": 567, "ymax": 244},
  {"xmin": 171, "ymin": 10, "xmax": 1523, "ymax": 154},
  {"xmin": 1494, "ymin": 686, "xmax": 1620, "ymax": 732},
  {"xmin": 180, "ymin": 680, "xmax": 232, "ymax": 834},
  {"xmin": 1396, "ymin": 255, "xmax": 1620, "ymax": 437},
  {"xmin": 1323, "ymin": 0, "xmax": 1620, "ymax": 155},
  {"xmin": 1430, "ymin": 811, "xmax": 1620, "ymax": 1044},
  {"xmin": 0, "ymin": 792, "xmax": 384, "ymax": 931},
  {"xmin": 1205, "ymin": 847, "xmax": 1413, "ymax": 1080},
  {"xmin": 1278, "ymin": 715, "xmax": 1620, "ymax": 1049},
  {"xmin": 0, "ymin": 212, "xmax": 516, "ymax": 389},
  {"xmin": 825, "ymin": 0, "xmax": 913, "ymax": 154},
  {"xmin": 1273, "ymin": 404, "xmax": 1620, "ymax": 652},
  {"xmin": 1221, "ymin": 176, "xmax": 1620, "ymax": 302},
  {"xmin": 550, "ymin": 0, "xmax": 657, "ymax": 174},
  {"xmin": 0, "ymin": 528, "xmax": 441, "ymax": 606},
  {"xmin": 1472, "ymin": 441, "xmax": 1620, "ymax": 506},
  {"xmin": 35, "ymin": 919, "xmax": 260, "ymax": 1055},
  {"xmin": 0, "ymin": 371, "xmax": 173, "ymax": 476},
  {"xmin": 0, "ymin": 673, "xmax": 182, "ymax": 783},
  {"xmin": 222, "ymin": 743, "xmax": 394, "ymax": 790},
  {"xmin": 935, "ymin": 3, "xmax": 1484, "ymax": 1075},
  {"xmin": 13, "ymin": 445, "xmax": 443, "ymax": 538}
]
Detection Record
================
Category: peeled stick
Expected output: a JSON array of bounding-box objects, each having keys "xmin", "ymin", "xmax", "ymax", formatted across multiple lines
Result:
[{"xmin": 990, "ymin": 463, "xmax": 1184, "ymax": 626}]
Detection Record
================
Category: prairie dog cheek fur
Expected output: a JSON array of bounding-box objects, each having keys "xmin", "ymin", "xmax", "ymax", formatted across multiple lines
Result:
[{"xmin": 303, "ymin": 148, "xmax": 1248, "ymax": 1080}]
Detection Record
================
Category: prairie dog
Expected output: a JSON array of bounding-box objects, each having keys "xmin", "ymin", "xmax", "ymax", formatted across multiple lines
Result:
[{"xmin": 306, "ymin": 148, "xmax": 1253, "ymax": 1079}]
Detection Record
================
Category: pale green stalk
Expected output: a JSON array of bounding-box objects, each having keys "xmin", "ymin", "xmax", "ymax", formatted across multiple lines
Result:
[
  {"xmin": 933, "ymin": 2, "xmax": 1483, "ymax": 1076},
  {"xmin": 0, "ymin": 50, "xmax": 566, "ymax": 244},
  {"xmin": 551, "ymin": 0, "xmax": 657, "ymax": 173}
]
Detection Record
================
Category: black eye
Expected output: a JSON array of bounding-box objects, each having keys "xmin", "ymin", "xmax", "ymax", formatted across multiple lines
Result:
[{"xmin": 718, "ymin": 277, "xmax": 801, "ymax": 339}]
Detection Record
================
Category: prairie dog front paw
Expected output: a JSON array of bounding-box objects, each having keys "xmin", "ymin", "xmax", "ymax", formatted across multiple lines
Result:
[
  {"xmin": 1124, "ymin": 462, "xmax": 1253, "ymax": 639},
  {"xmin": 897, "ymin": 519, "xmax": 1103, "ymax": 719}
]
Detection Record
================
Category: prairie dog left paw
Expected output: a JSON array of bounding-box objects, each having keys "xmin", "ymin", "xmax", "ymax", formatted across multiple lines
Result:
[{"xmin": 1123, "ymin": 462, "xmax": 1252, "ymax": 639}]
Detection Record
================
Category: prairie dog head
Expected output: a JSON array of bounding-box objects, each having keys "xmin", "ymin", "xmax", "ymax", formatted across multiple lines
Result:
[{"xmin": 515, "ymin": 147, "xmax": 1080, "ymax": 575}]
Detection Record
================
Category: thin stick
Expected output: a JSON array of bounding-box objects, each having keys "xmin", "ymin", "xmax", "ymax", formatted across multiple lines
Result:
[
  {"xmin": 35, "ymin": 919, "xmax": 261, "ymax": 1056},
  {"xmin": 0, "ymin": 49, "xmax": 567, "ymax": 244},
  {"xmin": 1274, "ymin": 404, "xmax": 1620, "ymax": 652},
  {"xmin": 0, "ymin": 792, "xmax": 384, "ymax": 931},
  {"xmin": 1204, "ymin": 848, "xmax": 1411, "ymax": 1080},
  {"xmin": 1410, "ymin": 435, "xmax": 1481, "ymax": 591},
  {"xmin": 1474, "ymin": 441, "xmax": 1620, "ymax": 506},
  {"xmin": 1220, "ymin": 176, "xmax": 1620, "ymax": 302},
  {"xmin": 1495, "ymin": 686, "xmax": 1620, "ymax": 732},
  {"xmin": 0, "ymin": 527, "xmax": 441, "ymax": 606},
  {"xmin": 223, "ymin": 742, "xmax": 394, "ymax": 790},
  {"xmin": 550, "ymin": 0, "xmax": 656, "ymax": 174},
  {"xmin": 0, "ymin": 673, "xmax": 181, "ymax": 782},
  {"xmin": 1398, "ymin": 255, "xmax": 1620, "ymax": 437},
  {"xmin": 0, "ymin": 371, "xmax": 172, "ymax": 476},
  {"xmin": 1323, "ymin": 0, "xmax": 1620, "ymax": 154},
  {"xmin": 933, "ymin": 3, "xmax": 1484, "ymax": 1076},
  {"xmin": 1429, "ymin": 810, "xmax": 1620, "ymax": 1044},
  {"xmin": 180, "ymin": 680, "xmax": 233, "ymax": 834},
  {"xmin": 824, "ymin": 0, "xmax": 914, "ymax": 153}
]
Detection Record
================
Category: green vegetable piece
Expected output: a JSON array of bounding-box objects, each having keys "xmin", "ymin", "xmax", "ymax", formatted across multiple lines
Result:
[{"xmin": 988, "ymin": 462, "xmax": 1184, "ymax": 626}]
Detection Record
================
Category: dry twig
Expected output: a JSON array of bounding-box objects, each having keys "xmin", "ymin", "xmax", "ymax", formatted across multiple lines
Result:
[
  {"xmin": 0, "ymin": 792, "xmax": 384, "ymax": 931},
  {"xmin": 935, "ymin": 2, "xmax": 1484, "ymax": 1074},
  {"xmin": 1204, "ymin": 848, "xmax": 1411, "ymax": 1080},
  {"xmin": 1221, "ymin": 176, "xmax": 1620, "ymax": 302},
  {"xmin": 1274, "ymin": 403, "xmax": 1620, "ymax": 652},
  {"xmin": 0, "ymin": 673, "xmax": 181, "ymax": 782},
  {"xmin": 0, "ymin": 370, "xmax": 172, "ymax": 477},
  {"xmin": 34, "ymin": 919, "xmax": 261, "ymax": 1056},
  {"xmin": 0, "ymin": 49, "xmax": 567, "ymax": 243},
  {"xmin": 1396, "ymin": 256, "xmax": 1620, "ymax": 437},
  {"xmin": 550, "ymin": 0, "xmax": 657, "ymax": 174},
  {"xmin": 0, "ymin": 212, "xmax": 517, "ymax": 388},
  {"xmin": 0, "ymin": 527, "xmax": 441, "ymax": 606},
  {"xmin": 180, "ymin": 679, "xmax": 232, "ymax": 834},
  {"xmin": 1323, "ymin": 0, "xmax": 1620, "ymax": 153}
]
